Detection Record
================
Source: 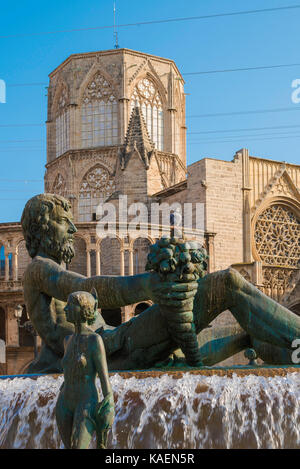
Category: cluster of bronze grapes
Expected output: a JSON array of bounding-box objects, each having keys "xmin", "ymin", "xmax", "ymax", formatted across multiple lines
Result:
[
  {"xmin": 146, "ymin": 237, "xmax": 208, "ymax": 367},
  {"xmin": 145, "ymin": 237, "xmax": 208, "ymax": 280}
]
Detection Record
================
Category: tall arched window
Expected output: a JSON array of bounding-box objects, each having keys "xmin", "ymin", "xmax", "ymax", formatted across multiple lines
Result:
[
  {"xmin": 130, "ymin": 78, "xmax": 164, "ymax": 150},
  {"xmin": 55, "ymin": 86, "xmax": 70, "ymax": 158},
  {"xmin": 78, "ymin": 165, "xmax": 115, "ymax": 222},
  {"xmin": 81, "ymin": 73, "xmax": 118, "ymax": 148}
]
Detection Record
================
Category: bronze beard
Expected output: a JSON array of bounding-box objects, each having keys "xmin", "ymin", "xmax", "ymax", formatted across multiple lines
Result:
[{"xmin": 39, "ymin": 225, "xmax": 75, "ymax": 265}]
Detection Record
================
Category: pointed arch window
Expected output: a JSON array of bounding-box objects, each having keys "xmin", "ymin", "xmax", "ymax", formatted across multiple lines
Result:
[
  {"xmin": 52, "ymin": 173, "xmax": 66, "ymax": 197},
  {"xmin": 78, "ymin": 165, "xmax": 116, "ymax": 222},
  {"xmin": 81, "ymin": 73, "xmax": 118, "ymax": 148},
  {"xmin": 130, "ymin": 78, "xmax": 164, "ymax": 151},
  {"xmin": 55, "ymin": 86, "xmax": 70, "ymax": 158}
]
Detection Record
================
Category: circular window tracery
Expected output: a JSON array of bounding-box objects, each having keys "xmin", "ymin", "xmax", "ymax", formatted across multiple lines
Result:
[
  {"xmin": 78, "ymin": 165, "xmax": 115, "ymax": 222},
  {"xmin": 254, "ymin": 204, "xmax": 300, "ymax": 268}
]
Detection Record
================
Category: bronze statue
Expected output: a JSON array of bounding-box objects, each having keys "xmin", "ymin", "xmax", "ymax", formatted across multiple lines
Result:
[
  {"xmin": 55, "ymin": 289, "xmax": 114, "ymax": 449},
  {"xmin": 145, "ymin": 238, "xmax": 208, "ymax": 366},
  {"xmin": 21, "ymin": 194, "xmax": 300, "ymax": 372}
]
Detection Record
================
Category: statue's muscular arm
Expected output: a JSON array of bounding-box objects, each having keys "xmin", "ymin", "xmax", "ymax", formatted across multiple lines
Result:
[
  {"xmin": 23, "ymin": 256, "xmax": 198, "ymax": 362},
  {"xmin": 25, "ymin": 256, "xmax": 155, "ymax": 309},
  {"xmin": 24, "ymin": 256, "xmax": 159, "ymax": 357}
]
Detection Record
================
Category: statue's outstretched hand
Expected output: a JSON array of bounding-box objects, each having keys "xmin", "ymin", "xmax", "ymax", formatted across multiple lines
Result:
[
  {"xmin": 145, "ymin": 238, "xmax": 207, "ymax": 367},
  {"xmin": 149, "ymin": 271, "xmax": 199, "ymax": 310}
]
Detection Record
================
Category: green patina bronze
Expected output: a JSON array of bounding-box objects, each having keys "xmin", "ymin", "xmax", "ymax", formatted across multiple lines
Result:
[
  {"xmin": 145, "ymin": 238, "xmax": 208, "ymax": 366},
  {"xmin": 21, "ymin": 193, "xmax": 300, "ymax": 373},
  {"xmin": 56, "ymin": 288, "xmax": 114, "ymax": 449}
]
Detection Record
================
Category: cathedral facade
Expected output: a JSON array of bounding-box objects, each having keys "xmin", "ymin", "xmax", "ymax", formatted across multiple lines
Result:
[{"xmin": 0, "ymin": 48, "xmax": 299, "ymax": 373}]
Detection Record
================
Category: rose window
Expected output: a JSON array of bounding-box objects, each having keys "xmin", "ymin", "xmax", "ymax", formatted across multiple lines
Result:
[{"xmin": 254, "ymin": 205, "xmax": 300, "ymax": 267}]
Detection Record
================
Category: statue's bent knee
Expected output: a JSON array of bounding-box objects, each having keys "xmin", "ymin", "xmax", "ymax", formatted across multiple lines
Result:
[{"xmin": 225, "ymin": 267, "xmax": 245, "ymax": 290}]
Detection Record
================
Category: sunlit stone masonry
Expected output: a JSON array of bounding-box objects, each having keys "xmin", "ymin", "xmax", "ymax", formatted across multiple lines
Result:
[{"xmin": 0, "ymin": 48, "xmax": 299, "ymax": 373}]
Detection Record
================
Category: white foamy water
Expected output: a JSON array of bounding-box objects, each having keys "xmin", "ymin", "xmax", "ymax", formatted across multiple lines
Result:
[{"xmin": 0, "ymin": 372, "xmax": 300, "ymax": 449}]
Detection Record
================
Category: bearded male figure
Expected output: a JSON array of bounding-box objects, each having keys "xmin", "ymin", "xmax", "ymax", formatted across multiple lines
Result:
[{"xmin": 22, "ymin": 194, "xmax": 300, "ymax": 373}]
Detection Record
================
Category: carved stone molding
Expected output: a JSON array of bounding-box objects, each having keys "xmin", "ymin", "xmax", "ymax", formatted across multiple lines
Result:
[
  {"xmin": 52, "ymin": 173, "xmax": 66, "ymax": 197},
  {"xmin": 128, "ymin": 59, "xmax": 147, "ymax": 85},
  {"xmin": 82, "ymin": 71, "xmax": 116, "ymax": 104},
  {"xmin": 262, "ymin": 266, "xmax": 299, "ymax": 302},
  {"xmin": 252, "ymin": 169, "xmax": 300, "ymax": 214}
]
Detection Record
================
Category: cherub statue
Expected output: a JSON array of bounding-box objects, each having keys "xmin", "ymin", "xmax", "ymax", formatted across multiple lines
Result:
[{"xmin": 55, "ymin": 288, "xmax": 114, "ymax": 449}]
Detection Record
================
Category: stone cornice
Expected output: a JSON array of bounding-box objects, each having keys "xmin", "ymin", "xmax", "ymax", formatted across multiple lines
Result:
[
  {"xmin": 249, "ymin": 155, "xmax": 300, "ymax": 169},
  {"xmin": 46, "ymin": 146, "xmax": 121, "ymax": 169},
  {"xmin": 0, "ymin": 223, "xmax": 22, "ymax": 233},
  {"xmin": 49, "ymin": 48, "xmax": 184, "ymax": 83},
  {"xmin": 152, "ymin": 179, "xmax": 187, "ymax": 199}
]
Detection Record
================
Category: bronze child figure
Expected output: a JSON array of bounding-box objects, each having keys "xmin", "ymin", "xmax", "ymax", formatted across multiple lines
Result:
[{"xmin": 55, "ymin": 289, "xmax": 115, "ymax": 449}]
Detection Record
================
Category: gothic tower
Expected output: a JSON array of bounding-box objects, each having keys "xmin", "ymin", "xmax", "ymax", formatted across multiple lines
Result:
[{"xmin": 45, "ymin": 48, "xmax": 187, "ymax": 221}]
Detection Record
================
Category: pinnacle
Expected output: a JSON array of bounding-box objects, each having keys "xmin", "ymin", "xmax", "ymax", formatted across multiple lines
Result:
[
  {"xmin": 120, "ymin": 106, "xmax": 156, "ymax": 170},
  {"xmin": 124, "ymin": 106, "xmax": 155, "ymax": 152}
]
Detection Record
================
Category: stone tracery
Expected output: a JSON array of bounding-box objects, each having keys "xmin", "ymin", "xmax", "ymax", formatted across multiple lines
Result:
[
  {"xmin": 130, "ymin": 77, "xmax": 164, "ymax": 151},
  {"xmin": 81, "ymin": 72, "xmax": 118, "ymax": 148},
  {"xmin": 55, "ymin": 85, "xmax": 70, "ymax": 158},
  {"xmin": 52, "ymin": 173, "xmax": 66, "ymax": 197},
  {"xmin": 56, "ymin": 86, "xmax": 69, "ymax": 115},
  {"xmin": 254, "ymin": 204, "xmax": 300, "ymax": 268},
  {"xmin": 78, "ymin": 165, "xmax": 115, "ymax": 222}
]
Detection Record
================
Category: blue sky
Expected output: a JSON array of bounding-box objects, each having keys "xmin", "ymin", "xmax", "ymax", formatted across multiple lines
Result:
[{"xmin": 1, "ymin": 0, "xmax": 300, "ymax": 222}]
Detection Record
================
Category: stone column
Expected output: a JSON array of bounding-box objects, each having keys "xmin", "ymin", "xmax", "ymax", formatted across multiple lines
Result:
[
  {"xmin": 206, "ymin": 233, "xmax": 216, "ymax": 273},
  {"xmin": 181, "ymin": 125, "xmax": 187, "ymax": 167},
  {"xmin": 96, "ymin": 249, "xmax": 101, "ymax": 276},
  {"xmin": 119, "ymin": 98, "xmax": 130, "ymax": 144},
  {"xmin": 68, "ymin": 103, "xmax": 78, "ymax": 149},
  {"xmin": 253, "ymin": 261, "xmax": 263, "ymax": 287},
  {"xmin": 241, "ymin": 148, "xmax": 252, "ymax": 263},
  {"xmin": 12, "ymin": 251, "xmax": 18, "ymax": 282},
  {"xmin": 120, "ymin": 249, "xmax": 125, "ymax": 276},
  {"xmin": 86, "ymin": 250, "xmax": 91, "ymax": 277},
  {"xmin": 5, "ymin": 305, "xmax": 19, "ymax": 347},
  {"xmin": 167, "ymin": 68, "xmax": 177, "ymax": 154},
  {"xmin": 119, "ymin": 59, "xmax": 130, "ymax": 144},
  {"xmin": 128, "ymin": 248, "xmax": 134, "ymax": 276},
  {"xmin": 4, "ymin": 255, "xmax": 10, "ymax": 281},
  {"xmin": 168, "ymin": 109, "xmax": 177, "ymax": 154}
]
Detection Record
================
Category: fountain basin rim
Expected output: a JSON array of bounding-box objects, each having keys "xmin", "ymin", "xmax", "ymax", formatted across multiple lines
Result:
[{"xmin": 1, "ymin": 365, "xmax": 300, "ymax": 380}]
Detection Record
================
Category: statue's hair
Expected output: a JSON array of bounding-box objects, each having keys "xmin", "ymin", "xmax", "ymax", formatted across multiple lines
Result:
[
  {"xmin": 67, "ymin": 291, "xmax": 98, "ymax": 326},
  {"xmin": 21, "ymin": 193, "xmax": 71, "ymax": 258}
]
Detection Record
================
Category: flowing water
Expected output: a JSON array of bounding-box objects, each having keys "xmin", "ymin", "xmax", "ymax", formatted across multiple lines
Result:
[{"xmin": 0, "ymin": 372, "xmax": 300, "ymax": 449}]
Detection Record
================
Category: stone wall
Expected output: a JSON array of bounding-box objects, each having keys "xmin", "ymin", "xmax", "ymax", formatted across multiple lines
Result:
[{"xmin": 204, "ymin": 157, "xmax": 244, "ymax": 271}]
